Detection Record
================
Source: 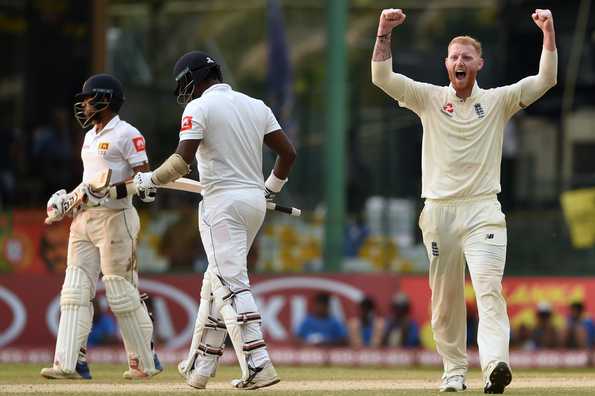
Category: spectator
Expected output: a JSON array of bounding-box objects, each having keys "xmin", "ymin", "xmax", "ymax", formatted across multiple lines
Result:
[
  {"xmin": 31, "ymin": 107, "xmax": 75, "ymax": 198},
  {"xmin": 296, "ymin": 293, "xmax": 348, "ymax": 346},
  {"xmin": 0, "ymin": 127, "xmax": 17, "ymax": 208},
  {"xmin": 511, "ymin": 323, "xmax": 535, "ymax": 350},
  {"xmin": 531, "ymin": 302, "xmax": 560, "ymax": 349},
  {"xmin": 563, "ymin": 301, "xmax": 595, "ymax": 350},
  {"xmin": 348, "ymin": 296, "xmax": 384, "ymax": 348},
  {"xmin": 88, "ymin": 299, "xmax": 119, "ymax": 347},
  {"xmin": 383, "ymin": 293, "xmax": 420, "ymax": 348}
]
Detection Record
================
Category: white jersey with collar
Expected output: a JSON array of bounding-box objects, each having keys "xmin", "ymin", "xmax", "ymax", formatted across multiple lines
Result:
[
  {"xmin": 394, "ymin": 77, "xmax": 525, "ymax": 199},
  {"xmin": 81, "ymin": 115, "xmax": 148, "ymax": 209},
  {"xmin": 178, "ymin": 83, "xmax": 281, "ymax": 196}
]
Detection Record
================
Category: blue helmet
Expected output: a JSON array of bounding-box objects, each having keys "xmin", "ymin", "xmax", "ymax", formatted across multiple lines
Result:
[
  {"xmin": 74, "ymin": 74, "xmax": 125, "ymax": 128},
  {"xmin": 173, "ymin": 51, "xmax": 221, "ymax": 105}
]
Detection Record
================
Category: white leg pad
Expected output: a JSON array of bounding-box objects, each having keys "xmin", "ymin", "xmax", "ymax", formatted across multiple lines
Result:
[
  {"xmin": 235, "ymin": 292, "xmax": 270, "ymax": 368},
  {"xmin": 103, "ymin": 275, "xmax": 156, "ymax": 374},
  {"xmin": 210, "ymin": 273, "xmax": 251, "ymax": 381},
  {"xmin": 181, "ymin": 275, "xmax": 227, "ymax": 378},
  {"xmin": 184, "ymin": 274, "xmax": 212, "ymax": 365},
  {"xmin": 54, "ymin": 266, "xmax": 92, "ymax": 373}
]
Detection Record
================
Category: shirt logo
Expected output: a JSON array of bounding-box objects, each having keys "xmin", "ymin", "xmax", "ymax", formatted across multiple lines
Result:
[
  {"xmin": 474, "ymin": 103, "xmax": 485, "ymax": 118},
  {"xmin": 98, "ymin": 142, "xmax": 109, "ymax": 155},
  {"xmin": 181, "ymin": 116, "xmax": 193, "ymax": 132},
  {"xmin": 132, "ymin": 136, "xmax": 145, "ymax": 152},
  {"xmin": 486, "ymin": 233, "xmax": 495, "ymax": 240},
  {"xmin": 441, "ymin": 102, "xmax": 454, "ymax": 117},
  {"xmin": 431, "ymin": 241, "xmax": 439, "ymax": 257},
  {"xmin": 206, "ymin": 57, "xmax": 215, "ymax": 64}
]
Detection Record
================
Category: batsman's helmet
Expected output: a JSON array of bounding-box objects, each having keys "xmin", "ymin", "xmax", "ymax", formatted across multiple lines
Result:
[
  {"xmin": 173, "ymin": 51, "xmax": 221, "ymax": 105},
  {"xmin": 74, "ymin": 74, "xmax": 125, "ymax": 129}
]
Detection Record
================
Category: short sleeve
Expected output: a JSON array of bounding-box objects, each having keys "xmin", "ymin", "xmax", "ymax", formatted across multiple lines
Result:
[
  {"xmin": 179, "ymin": 101, "xmax": 207, "ymax": 141},
  {"xmin": 120, "ymin": 126, "xmax": 148, "ymax": 166},
  {"xmin": 494, "ymin": 82, "xmax": 524, "ymax": 119},
  {"xmin": 264, "ymin": 105, "xmax": 282, "ymax": 135}
]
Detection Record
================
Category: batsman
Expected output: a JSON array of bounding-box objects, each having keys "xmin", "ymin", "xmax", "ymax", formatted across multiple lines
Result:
[
  {"xmin": 41, "ymin": 74, "xmax": 162, "ymax": 380},
  {"xmin": 372, "ymin": 7, "xmax": 557, "ymax": 394},
  {"xmin": 134, "ymin": 51, "xmax": 296, "ymax": 389}
]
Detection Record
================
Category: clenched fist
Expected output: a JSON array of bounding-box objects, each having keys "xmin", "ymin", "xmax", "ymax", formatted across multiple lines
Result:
[
  {"xmin": 377, "ymin": 8, "xmax": 406, "ymax": 36},
  {"xmin": 532, "ymin": 9, "xmax": 554, "ymax": 33}
]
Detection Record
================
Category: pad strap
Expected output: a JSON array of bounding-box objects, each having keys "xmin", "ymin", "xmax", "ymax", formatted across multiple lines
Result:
[
  {"xmin": 198, "ymin": 343, "xmax": 224, "ymax": 357},
  {"xmin": 243, "ymin": 339, "xmax": 266, "ymax": 353}
]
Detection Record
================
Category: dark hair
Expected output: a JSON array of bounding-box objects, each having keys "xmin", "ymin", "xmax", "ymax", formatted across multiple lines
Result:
[
  {"xmin": 315, "ymin": 293, "xmax": 330, "ymax": 306},
  {"xmin": 360, "ymin": 297, "xmax": 375, "ymax": 312}
]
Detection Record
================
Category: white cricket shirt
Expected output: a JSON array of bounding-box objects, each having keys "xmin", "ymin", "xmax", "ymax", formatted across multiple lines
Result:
[
  {"xmin": 81, "ymin": 115, "xmax": 148, "ymax": 209},
  {"xmin": 178, "ymin": 84, "xmax": 281, "ymax": 196},
  {"xmin": 386, "ymin": 68, "xmax": 524, "ymax": 199}
]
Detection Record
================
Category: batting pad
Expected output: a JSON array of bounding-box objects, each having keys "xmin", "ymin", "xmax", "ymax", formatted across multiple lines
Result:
[
  {"xmin": 54, "ymin": 266, "xmax": 93, "ymax": 373},
  {"xmin": 103, "ymin": 275, "xmax": 156, "ymax": 373}
]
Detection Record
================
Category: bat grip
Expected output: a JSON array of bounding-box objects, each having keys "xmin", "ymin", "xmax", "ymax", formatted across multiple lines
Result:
[{"xmin": 266, "ymin": 202, "xmax": 301, "ymax": 216}]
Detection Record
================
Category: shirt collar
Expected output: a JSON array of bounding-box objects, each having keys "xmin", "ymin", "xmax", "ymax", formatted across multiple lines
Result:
[
  {"xmin": 202, "ymin": 83, "xmax": 231, "ymax": 96},
  {"xmin": 448, "ymin": 81, "xmax": 480, "ymax": 102},
  {"xmin": 92, "ymin": 115, "xmax": 120, "ymax": 135}
]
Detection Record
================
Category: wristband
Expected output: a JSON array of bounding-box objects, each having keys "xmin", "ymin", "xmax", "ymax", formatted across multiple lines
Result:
[{"xmin": 265, "ymin": 171, "xmax": 287, "ymax": 193}]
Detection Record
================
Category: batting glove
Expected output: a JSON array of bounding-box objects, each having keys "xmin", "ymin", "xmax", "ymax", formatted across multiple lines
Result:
[
  {"xmin": 82, "ymin": 183, "xmax": 109, "ymax": 207},
  {"xmin": 46, "ymin": 189, "xmax": 68, "ymax": 221},
  {"xmin": 138, "ymin": 186, "xmax": 157, "ymax": 203}
]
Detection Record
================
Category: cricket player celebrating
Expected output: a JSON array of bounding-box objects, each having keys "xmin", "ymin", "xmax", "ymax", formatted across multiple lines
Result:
[
  {"xmin": 371, "ymin": 8, "xmax": 557, "ymax": 394},
  {"xmin": 41, "ymin": 74, "xmax": 162, "ymax": 380},
  {"xmin": 134, "ymin": 51, "xmax": 296, "ymax": 390}
]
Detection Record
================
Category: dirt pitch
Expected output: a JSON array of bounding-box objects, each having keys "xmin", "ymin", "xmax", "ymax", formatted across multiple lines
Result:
[{"xmin": 2, "ymin": 364, "xmax": 595, "ymax": 395}]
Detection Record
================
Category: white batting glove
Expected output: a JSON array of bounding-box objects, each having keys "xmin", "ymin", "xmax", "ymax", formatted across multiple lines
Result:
[
  {"xmin": 46, "ymin": 189, "xmax": 68, "ymax": 221},
  {"xmin": 138, "ymin": 186, "xmax": 157, "ymax": 203},
  {"xmin": 82, "ymin": 183, "xmax": 109, "ymax": 207},
  {"xmin": 134, "ymin": 171, "xmax": 157, "ymax": 201}
]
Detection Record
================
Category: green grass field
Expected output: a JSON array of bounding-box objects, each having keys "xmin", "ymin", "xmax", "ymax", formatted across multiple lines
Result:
[{"xmin": 2, "ymin": 364, "xmax": 595, "ymax": 395}]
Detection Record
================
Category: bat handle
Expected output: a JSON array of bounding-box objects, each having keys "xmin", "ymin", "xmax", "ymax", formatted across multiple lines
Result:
[{"xmin": 266, "ymin": 202, "xmax": 301, "ymax": 216}]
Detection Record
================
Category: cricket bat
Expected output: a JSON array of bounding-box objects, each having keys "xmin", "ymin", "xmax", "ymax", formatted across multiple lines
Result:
[
  {"xmin": 109, "ymin": 177, "xmax": 301, "ymax": 216},
  {"xmin": 45, "ymin": 169, "xmax": 113, "ymax": 225}
]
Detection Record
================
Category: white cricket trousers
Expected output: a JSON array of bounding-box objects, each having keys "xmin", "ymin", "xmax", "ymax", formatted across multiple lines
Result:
[
  {"xmin": 199, "ymin": 189, "xmax": 266, "ymax": 291},
  {"xmin": 199, "ymin": 189, "xmax": 270, "ymax": 368},
  {"xmin": 419, "ymin": 194, "xmax": 510, "ymax": 380},
  {"xmin": 69, "ymin": 206, "xmax": 140, "ymax": 287}
]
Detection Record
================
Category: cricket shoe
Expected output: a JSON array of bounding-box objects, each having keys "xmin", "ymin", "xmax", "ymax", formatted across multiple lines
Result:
[
  {"xmin": 122, "ymin": 353, "xmax": 163, "ymax": 379},
  {"xmin": 179, "ymin": 359, "xmax": 211, "ymax": 389},
  {"xmin": 187, "ymin": 371, "xmax": 210, "ymax": 389},
  {"xmin": 231, "ymin": 363, "xmax": 280, "ymax": 390},
  {"xmin": 40, "ymin": 361, "xmax": 91, "ymax": 380},
  {"xmin": 439, "ymin": 375, "xmax": 467, "ymax": 392},
  {"xmin": 484, "ymin": 362, "xmax": 512, "ymax": 394}
]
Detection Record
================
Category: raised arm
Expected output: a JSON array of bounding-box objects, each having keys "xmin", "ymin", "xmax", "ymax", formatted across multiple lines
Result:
[
  {"xmin": 517, "ymin": 9, "xmax": 557, "ymax": 107},
  {"xmin": 371, "ymin": 9, "xmax": 407, "ymax": 96},
  {"xmin": 372, "ymin": 8, "xmax": 405, "ymax": 62}
]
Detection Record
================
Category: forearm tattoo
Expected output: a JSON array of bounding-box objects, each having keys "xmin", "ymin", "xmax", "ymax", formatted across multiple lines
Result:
[{"xmin": 372, "ymin": 33, "xmax": 392, "ymax": 61}]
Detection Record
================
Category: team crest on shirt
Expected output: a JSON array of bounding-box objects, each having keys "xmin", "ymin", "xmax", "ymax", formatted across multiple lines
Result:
[
  {"xmin": 441, "ymin": 102, "xmax": 454, "ymax": 117},
  {"xmin": 132, "ymin": 136, "xmax": 145, "ymax": 152},
  {"xmin": 98, "ymin": 142, "xmax": 109, "ymax": 155},
  {"xmin": 180, "ymin": 116, "xmax": 193, "ymax": 132},
  {"xmin": 474, "ymin": 103, "xmax": 485, "ymax": 118}
]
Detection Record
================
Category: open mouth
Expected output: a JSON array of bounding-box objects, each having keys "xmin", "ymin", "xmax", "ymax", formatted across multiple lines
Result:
[{"xmin": 455, "ymin": 71, "xmax": 466, "ymax": 81}]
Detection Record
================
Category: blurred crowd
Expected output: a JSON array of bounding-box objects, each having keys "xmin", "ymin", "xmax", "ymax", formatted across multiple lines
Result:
[
  {"xmin": 292, "ymin": 294, "xmax": 594, "ymax": 352},
  {"xmin": 0, "ymin": 107, "xmax": 83, "ymax": 209},
  {"xmin": 86, "ymin": 289, "xmax": 593, "ymax": 354}
]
